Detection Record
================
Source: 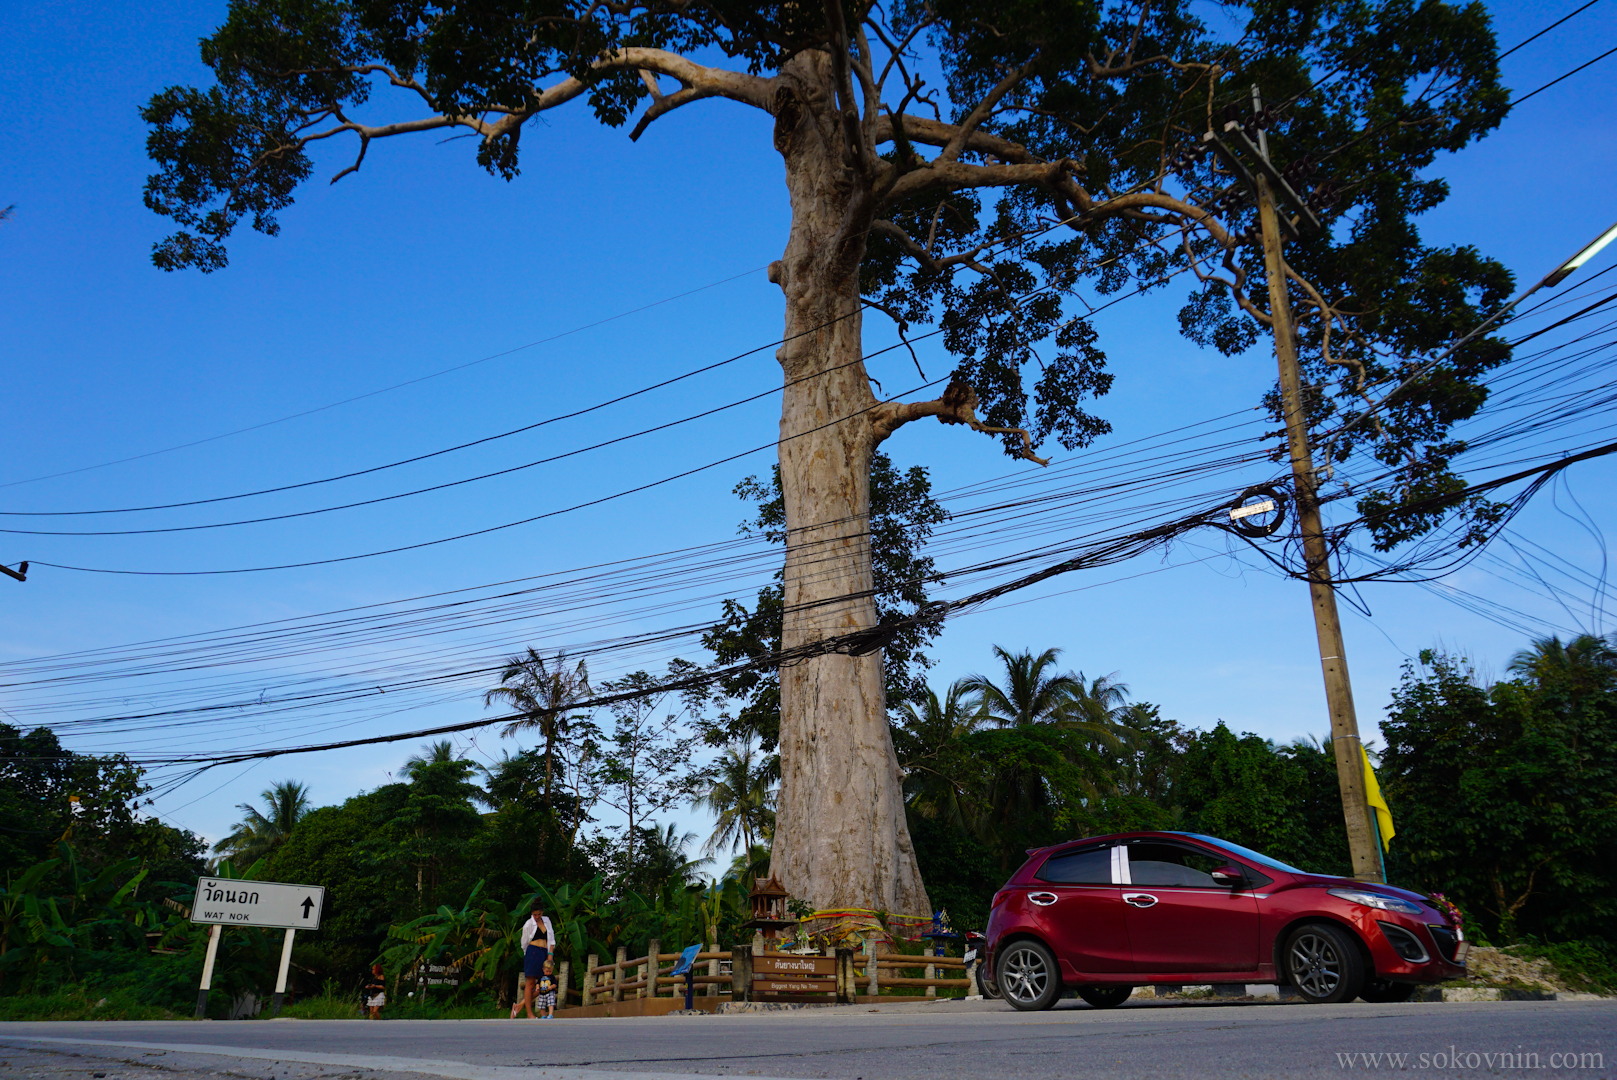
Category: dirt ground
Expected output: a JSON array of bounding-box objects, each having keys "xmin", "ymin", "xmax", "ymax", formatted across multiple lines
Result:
[{"xmin": 1460, "ymin": 947, "xmax": 1569, "ymax": 992}]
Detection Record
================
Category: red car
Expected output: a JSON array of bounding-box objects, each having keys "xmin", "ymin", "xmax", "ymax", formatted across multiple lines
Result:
[{"xmin": 984, "ymin": 831, "xmax": 1467, "ymax": 1010}]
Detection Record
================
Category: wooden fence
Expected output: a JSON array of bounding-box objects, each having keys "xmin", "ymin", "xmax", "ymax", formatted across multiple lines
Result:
[{"xmin": 574, "ymin": 941, "xmax": 977, "ymax": 1008}]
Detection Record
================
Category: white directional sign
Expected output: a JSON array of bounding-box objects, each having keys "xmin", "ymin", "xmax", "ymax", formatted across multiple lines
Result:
[{"xmin": 191, "ymin": 877, "xmax": 325, "ymax": 931}]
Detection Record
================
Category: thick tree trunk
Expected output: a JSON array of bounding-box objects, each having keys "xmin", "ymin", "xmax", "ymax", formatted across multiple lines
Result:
[{"xmin": 766, "ymin": 53, "xmax": 931, "ymax": 921}]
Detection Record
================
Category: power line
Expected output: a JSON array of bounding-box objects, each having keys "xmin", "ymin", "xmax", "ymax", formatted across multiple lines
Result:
[
  {"xmin": 0, "ymin": 264, "xmax": 771, "ymax": 492},
  {"xmin": 1509, "ymin": 44, "xmax": 1617, "ymax": 107}
]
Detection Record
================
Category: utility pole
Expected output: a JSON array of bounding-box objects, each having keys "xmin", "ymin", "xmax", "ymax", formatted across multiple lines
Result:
[{"xmin": 1209, "ymin": 89, "xmax": 1381, "ymax": 882}]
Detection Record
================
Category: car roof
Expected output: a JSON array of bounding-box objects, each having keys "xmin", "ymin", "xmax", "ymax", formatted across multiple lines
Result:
[{"xmin": 1025, "ymin": 831, "xmax": 1233, "ymax": 857}]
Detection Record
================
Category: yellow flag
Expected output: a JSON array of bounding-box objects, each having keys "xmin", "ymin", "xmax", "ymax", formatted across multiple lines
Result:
[{"xmin": 1361, "ymin": 745, "xmax": 1395, "ymax": 851}]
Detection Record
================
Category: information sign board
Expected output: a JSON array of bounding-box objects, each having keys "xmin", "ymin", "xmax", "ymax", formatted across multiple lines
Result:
[
  {"xmin": 756, "ymin": 955, "xmax": 836, "ymax": 976},
  {"xmin": 190, "ymin": 877, "xmax": 325, "ymax": 931}
]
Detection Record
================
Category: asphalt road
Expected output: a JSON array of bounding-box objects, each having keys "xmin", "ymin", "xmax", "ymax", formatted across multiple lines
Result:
[{"xmin": 3, "ymin": 997, "xmax": 1614, "ymax": 1080}]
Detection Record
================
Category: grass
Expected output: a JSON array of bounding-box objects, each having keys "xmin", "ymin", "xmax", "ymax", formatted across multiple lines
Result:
[
  {"xmin": 0, "ymin": 986, "xmax": 181, "ymax": 1021},
  {"xmin": 271, "ymin": 985, "xmax": 508, "ymax": 1021},
  {"xmin": 1506, "ymin": 940, "xmax": 1617, "ymax": 996}
]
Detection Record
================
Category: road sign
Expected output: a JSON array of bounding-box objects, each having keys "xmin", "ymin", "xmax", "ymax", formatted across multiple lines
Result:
[{"xmin": 191, "ymin": 877, "xmax": 325, "ymax": 931}]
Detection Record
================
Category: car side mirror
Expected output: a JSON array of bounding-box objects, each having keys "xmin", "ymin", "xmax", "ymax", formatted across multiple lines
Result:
[{"xmin": 1210, "ymin": 866, "xmax": 1244, "ymax": 887}]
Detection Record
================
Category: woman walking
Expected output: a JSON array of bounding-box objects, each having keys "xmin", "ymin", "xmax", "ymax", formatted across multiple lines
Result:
[{"xmin": 515, "ymin": 901, "xmax": 555, "ymax": 1019}]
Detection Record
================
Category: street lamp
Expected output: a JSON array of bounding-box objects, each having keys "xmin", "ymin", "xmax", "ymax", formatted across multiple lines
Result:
[{"xmin": 1545, "ymin": 220, "xmax": 1617, "ymax": 287}]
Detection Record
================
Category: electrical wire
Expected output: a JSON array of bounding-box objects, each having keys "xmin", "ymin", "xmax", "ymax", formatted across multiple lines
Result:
[{"xmin": 0, "ymin": 264, "xmax": 772, "ymax": 492}]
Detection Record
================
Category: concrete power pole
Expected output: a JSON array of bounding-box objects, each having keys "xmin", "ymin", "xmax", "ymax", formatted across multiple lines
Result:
[{"xmin": 1238, "ymin": 90, "xmax": 1382, "ymax": 882}]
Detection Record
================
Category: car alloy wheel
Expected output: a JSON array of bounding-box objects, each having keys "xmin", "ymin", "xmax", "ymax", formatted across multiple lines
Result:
[
  {"xmin": 996, "ymin": 940, "xmax": 1061, "ymax": 1011},
  {"xmin": 1076, "ymin": 985, "xmax": 1133, "ymax": 1009},
  {"xmin": 1285, "ymin": 923, "xmax": 1366, "ymax": 1005}
]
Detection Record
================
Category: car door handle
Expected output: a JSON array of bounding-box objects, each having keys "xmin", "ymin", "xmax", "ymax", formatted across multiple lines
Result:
[
  {"xmin": 1123, "ymin": 893, "xmax": 1159, "ymax": 908},
  {"xmin": 1028, "ymin": 892, "xmax": 1058, "ymax": 906}
]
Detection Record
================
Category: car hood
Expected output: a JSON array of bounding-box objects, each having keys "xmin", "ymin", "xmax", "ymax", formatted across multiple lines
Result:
[{"xmin": 1285, "ymin": 873, "xmax": 1432, "ymax": 908}]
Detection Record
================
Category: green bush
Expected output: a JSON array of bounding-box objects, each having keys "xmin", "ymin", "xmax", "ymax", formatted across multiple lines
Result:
[
  {"xmin": 0, "ymin": 985, "xmax": 179, "ymax": 1021},
  {"xmin": 1511, "ymin": 938, "xmax": 1617, "ymax": 995}
]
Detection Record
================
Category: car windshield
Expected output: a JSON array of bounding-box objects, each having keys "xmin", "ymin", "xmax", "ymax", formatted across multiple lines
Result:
[{"xmin": 1173, "ymin": 833, "xmax": 1305, "ymax": 873}]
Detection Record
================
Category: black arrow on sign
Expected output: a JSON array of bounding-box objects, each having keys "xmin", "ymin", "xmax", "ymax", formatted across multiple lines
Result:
[{"xmin": 301, "ymin": 896, "xmax": 315, "ymax": 918}]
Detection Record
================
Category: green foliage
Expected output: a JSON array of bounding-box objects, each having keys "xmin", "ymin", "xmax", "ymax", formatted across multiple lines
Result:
[
  {"xmin": 1382, "ymin": 638, "xmax": 1617, "ymax": 945},
  {"xmin": 212, "ymin": 780, "xmax": 311, "ymax": 866},
  {"xmin": 692, "ymin": 742, "xmax": 775, "ymax": 858},
  {"xmin": 702, "ymin": 454, "xmax": 949, "ymax": 749},
  {"xmin": 1176, "ymin": 725, "xmax": 1352, "ymax": 876},
  {"xmin": 145, "ymin": 0, "xmax": 1517, "ymax": 563},
  {"xmin": 9, "ymin": 631, "xmax": 1614, "ymax": 1012},
  {"xmin": 0, "ymin": 723, "xmax": 204, "ymax": 883},
  {"xmin": 1508, "ymin": 938, "xmax": 1617, "ymax": 996},
  {"xmin": 0, "ymin": 984, "xmax": 183, "ymax": 1021}
]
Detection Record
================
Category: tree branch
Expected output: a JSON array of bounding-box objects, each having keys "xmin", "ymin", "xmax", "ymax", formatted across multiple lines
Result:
[
  {"xmin": 483, "ymin": 47, "xmax": 775, "ymax": 147},
  {"xmin": 871, "ymin": 379, "xmax": 1050, "ymax": 465},
  {"xmin": 939, "ymin": 57, "xmax": 1039, "ymax": 163}
]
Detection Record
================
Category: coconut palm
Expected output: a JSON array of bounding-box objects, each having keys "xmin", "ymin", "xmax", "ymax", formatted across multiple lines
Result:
[
  {"xmin": 893, "ymin": 680, "xmax": 985, "ymax": 829},
  {"xmin": 958, "ymin": 648, "xmax": 1132, "ymax": 866},
  {"xmin": 485, "ymin": 649, "xmax": 590, "ymax": 815},
  {"xmin": 1055, "ymin": 671, "xmax": 1134, "ymax": 750},
  {"xmin": 211, "ymin": 780, "xmax": 310, "ymax": 866},
  {"xmin": 725, "ymin": 842, "xmax": 773, "ymax": 893},
  {"xmin": 694, "ymin": 742, "xmax": 776, "ymax": 857},
  {"xmin": 959, "ymin": 646, "xmax": 1086, "ymax": 727},
  {"xmin": 401, "ymin": 739, "xmax": 460, "ymax": 780},
  {"xmin": 630, "ymin": 822, "xmax": 710, "ymax": 894},
  {"xmin": 1507, "ymin": 634, "xmax": 1617, "ymax": 688}
]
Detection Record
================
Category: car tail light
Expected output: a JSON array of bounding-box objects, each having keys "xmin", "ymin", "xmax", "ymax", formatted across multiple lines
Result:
[{"xmin": 991, "ymin": 889, "xmax": 1010, "ymax": 908}]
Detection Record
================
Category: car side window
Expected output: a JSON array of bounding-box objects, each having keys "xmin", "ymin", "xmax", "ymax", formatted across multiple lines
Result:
[
  {"xmin": 1036, "ymin": 846, "xmax": 1113, "ymax": 884},
  {"xmin": 1126, "ymin": 842, "xmax": 1230, "ymax": 887}
]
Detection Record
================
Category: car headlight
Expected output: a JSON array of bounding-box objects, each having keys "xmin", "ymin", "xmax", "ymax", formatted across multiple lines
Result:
[{"xmin": 1328, "ymin": 888, "xmax": 1424, "ymax": 915}]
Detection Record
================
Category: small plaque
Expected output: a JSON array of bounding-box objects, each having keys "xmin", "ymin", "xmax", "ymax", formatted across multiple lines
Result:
[{"xmin": 755, "ymin": 979, "xmax": 837, "ymax": 993}]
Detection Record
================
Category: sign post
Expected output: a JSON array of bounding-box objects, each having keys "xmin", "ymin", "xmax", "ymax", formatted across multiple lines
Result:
[
  {"xmin": 271, "ymin": 927, "xmax": 298, "ymax": 1015},
  {"xmin": 190, "ymin": 878, "xmax": 325, "ymax": 1020},
  {"xmin": 194, "ymin": 923, "xmax": 222, "ymax": 1019}
]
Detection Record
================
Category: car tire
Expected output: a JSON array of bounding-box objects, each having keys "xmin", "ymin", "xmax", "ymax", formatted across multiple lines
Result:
[
  {"xmin": 1284, "ymin": 923, "xmax": 1366, "ymax": 1005},
  {"xmin": 996, "ymin": 940, "xmax": 1062, "ymax": 1011},
  {"xmin": 976, "ymin": 963, "xmax": 1001, "ymax": 999},
  {"xmin": 1076, "ymin": 985, "xmax": 1132, "ymax": 1009},
  {"xmin": 1359, "ymin": 979, "xmax": 1417, "ymax": 1003}
]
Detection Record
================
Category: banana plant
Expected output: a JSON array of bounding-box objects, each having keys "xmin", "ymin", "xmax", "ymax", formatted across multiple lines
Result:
[
  {"xmin": 524, "ymin": 874, "xmax": 616, "ymax": 976},
  {"xmin": 0, "ymin": 859, "xmax": 60, "ymax": 962},
  {"xmin": 380, "ymin": 880, "xmax": 491, "ymax": 984}
]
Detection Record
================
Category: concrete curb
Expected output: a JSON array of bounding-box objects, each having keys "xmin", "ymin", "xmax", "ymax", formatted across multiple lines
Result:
[{"xmin": 1413, "ymin": 987, "xmax": 1609, "ymax": 1002}]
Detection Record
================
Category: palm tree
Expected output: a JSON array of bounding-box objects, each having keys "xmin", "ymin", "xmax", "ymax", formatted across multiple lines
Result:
[
  {"xmin": 1055, "ymin": 671, "xmax": 1133, "ymax": 750},
  {"xmin": 893, "ymin": 680, "xmax": 985, "ymax": 829},
  {"xmin": 402, "ymin": 739, "xmax": 460, "ymax": 779},
  {"xmin": 1508, "ymin": 634, "xmax": 1617, "ymax": 688},
  {"xmin": 959, "ymin": 647, "xmax": 1132, "ymax": 867},
  {"xmin": 725, "ymin": 842, "xmax": 773, "ymax": 893},
  {"xmin": 694, "ymin": 743, "xmax": 777, "ymax": 857},
  {"xmin": 485, "ymin": 649, "xmax": 590, "ymax": 817},
  {"xmin": 960, "ymin": 646, "xmax": 1086, "ymax": 727},
  {"xmin": 212, "ymin": 780, "xmax": 310, "ymax": 866},
  {"xmin": 631, "ymin": 822, "xmax": 711, "ymax": 893}
]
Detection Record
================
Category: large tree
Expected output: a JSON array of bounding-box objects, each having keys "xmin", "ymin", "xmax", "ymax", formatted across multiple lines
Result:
[{"xmin": 144, "ymin": 0, "xmax": 1509, "ymax": 915}]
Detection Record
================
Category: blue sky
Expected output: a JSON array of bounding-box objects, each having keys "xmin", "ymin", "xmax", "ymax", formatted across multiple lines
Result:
[{"xmin": 1, "ymin": 0, "xmax": 1614, "ymax": 856}]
